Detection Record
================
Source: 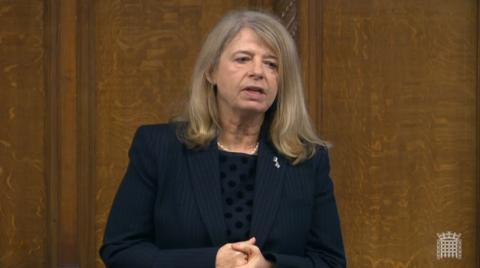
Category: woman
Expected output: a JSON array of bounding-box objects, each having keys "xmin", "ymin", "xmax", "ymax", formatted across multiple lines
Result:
[{"xmin": 100, "ymin": 10, "xmax": 346, "ymax": 268}]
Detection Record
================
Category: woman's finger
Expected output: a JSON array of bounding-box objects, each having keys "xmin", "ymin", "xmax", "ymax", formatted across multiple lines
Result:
[{"xmin": 231, "ymin": 243, "xmax": 256, "ymax": 256}]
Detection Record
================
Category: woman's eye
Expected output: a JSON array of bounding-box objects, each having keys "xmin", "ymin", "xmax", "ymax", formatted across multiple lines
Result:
[
  {"xmin": 265, "ymin": 61, "xmax": 278, "ymax": 70},
  {"xmin": 235, "ymin": 57, "xmax": 250, "ymax": 63}
]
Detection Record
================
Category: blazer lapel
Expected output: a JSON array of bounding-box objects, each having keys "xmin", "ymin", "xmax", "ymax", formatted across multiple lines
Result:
[
  {"xmin": 186, "ymin": 141, "xmax": 227, "ymax": 246},
  {"xmin": 250, "ymin": 140, "xmax": 286, "ymax": 248}
]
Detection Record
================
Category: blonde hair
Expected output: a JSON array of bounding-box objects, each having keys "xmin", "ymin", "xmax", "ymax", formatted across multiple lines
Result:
[{"xmin": 176, "ymin": 10, "xmax": 326, "ymax": 164}]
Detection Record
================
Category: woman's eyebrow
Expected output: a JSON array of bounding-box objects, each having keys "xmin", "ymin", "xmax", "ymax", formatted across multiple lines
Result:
[
  {"xmin": 233, "ymin": 50, "xmax": 277, "ymax": 60},
  {"xmin": 263, "ymin": 54, "xmax": 278, "ymax": 60},
  {"xmin": 233, "ymin": 50, "xmax": 254, "ymax": 56}
]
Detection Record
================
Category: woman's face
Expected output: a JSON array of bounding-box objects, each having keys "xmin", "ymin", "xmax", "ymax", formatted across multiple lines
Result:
[{"xmin": 211, "ymin": 27, "xmax": 279, "ymax": 117}]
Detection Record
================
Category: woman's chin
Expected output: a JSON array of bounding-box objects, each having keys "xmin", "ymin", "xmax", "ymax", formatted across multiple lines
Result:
[{"xmin": 234, "ymin": 105, "xmax": 271, "ymax": 116}]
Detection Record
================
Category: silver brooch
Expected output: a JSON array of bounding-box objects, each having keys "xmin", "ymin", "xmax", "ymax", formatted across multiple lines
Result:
[{"xmin": 273, "ymin": 156, "xmax": 280, "ymax": 168}]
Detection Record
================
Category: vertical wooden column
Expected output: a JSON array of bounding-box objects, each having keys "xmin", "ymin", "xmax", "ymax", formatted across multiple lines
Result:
[
  {"xmin": 477, "ymin": 1, "xmax": 480, "ymax": 267},
  {"xmin": 45, "ymin": 0, "xmax": 59, "ymax": 266},
  {"xmin": 297, "ymin": 0, "xmax": 323, "ymax": 131},
  {"xmin": 57, "ymin": 0, "xmax": 79, "ymax": 266},
  {"xmin": 273, "ymin": 0, "xmax": 298, "ymax": 38},
  {"xmin": 77, "ymin": 0, "xmax": 97, "ymax": 267},
  {"xmin": 272, "ymin": 0, "xmax": 323, "ymax": 129},
  {"xmin": 46, "ymin": 0, "xmax": 80, "ymax": 266}
]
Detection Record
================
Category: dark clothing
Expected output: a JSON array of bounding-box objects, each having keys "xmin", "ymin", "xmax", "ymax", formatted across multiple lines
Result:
[
  {"xmin": 100, "ymin": 123, "xmax": 346, "ymax": 268},
  {"xmin": 218, "ymin": 150, "xmax": 257, "ymax": 242}
]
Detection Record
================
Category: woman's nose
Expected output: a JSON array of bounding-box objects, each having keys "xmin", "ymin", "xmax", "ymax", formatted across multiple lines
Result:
[{"xmin": 248, "ymin": 59, "xmax": 265, "ymax": 80}]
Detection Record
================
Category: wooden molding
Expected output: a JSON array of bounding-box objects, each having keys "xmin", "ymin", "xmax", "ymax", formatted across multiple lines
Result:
[
  {"xmin": 57, "ymin": 0, "xmax": 79, "ymax": 266},
  {"xmin": 477, "ymin": 0, "xmax": 480, "ymax": 266},
  {"xmin": 45, "ymin": 0, "xmax": 60, "ymax": 267},
  {"xmin": 297, "ymin": 0, "xmax": 323, "ymax": 132},
  {"xmin": 274, "ymin": 0, "xmax": 298, "ymax": 39},
  {"xmin": 45, "ymin": 0, "xmax": 97, "ymax": 266},
  {"xmin": 77, "ymin": 0, "xmax": 97, "ymax": 267}
]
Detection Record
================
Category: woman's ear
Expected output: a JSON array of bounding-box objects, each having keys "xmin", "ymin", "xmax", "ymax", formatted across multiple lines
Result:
[
  {"xmin": 205, "ymin": 73, "xmax": 214, "ymax": 84},
  {"xmin": 205, "ymin": 66, "xmax": 216, "ymax": 84}
]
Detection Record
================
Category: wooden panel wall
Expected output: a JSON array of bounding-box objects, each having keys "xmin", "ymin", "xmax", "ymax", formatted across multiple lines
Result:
[
  {"xmin": 2, "ymin": 0, "xmax": 478, "ymax": 267},
  {"xmin": 0, "ymin": 1, "xmax": 47, "ymax": 267},
  {"xmin": 315, "ymin": 0, "xmax": 478, "ymax": 267}
]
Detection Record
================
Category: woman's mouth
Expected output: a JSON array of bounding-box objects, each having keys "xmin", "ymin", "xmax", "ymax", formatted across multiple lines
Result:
[{"xmin": 242, "ymin": 86, "xmax": 265, "ymax": 95}]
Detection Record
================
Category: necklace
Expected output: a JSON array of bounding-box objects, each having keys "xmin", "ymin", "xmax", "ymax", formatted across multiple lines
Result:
[{"xmin": 217, "ymin": 141, "xmax": 259, "ymax": 155}]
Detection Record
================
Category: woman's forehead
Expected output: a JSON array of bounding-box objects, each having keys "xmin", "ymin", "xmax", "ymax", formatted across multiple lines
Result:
[{"xmin": 223, "ymin": 28, "xmax": 277, "ymax": 56}]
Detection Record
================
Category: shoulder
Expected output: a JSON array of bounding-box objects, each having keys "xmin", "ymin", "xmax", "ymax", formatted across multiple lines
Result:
[
  {"xmin": 136, "ymin": 122, "xmax": 177, "ymax": 135},
  {"xmin": 129, "ymin": 122, "xmax": 183, "ymax": 156},
  {"xmin": 294, "ymin": 145, "xmax": 330, "ymax": 169},
  {"xmin": 313, "ymin": 146, "xmax": 329, "ymax": 164},
  {"xmin": 312, "ymin": 146, "xmax": 330, "ymax": 173},
  {"xmin": 291, "ymin": 146, "xmax": 331, "ymax": 182},
  {"xmin": 134, "ymin": 122, "xmax": 180, "ymax": 144}
]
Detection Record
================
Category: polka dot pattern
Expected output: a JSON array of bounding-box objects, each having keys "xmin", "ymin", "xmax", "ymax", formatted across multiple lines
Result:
[{"xmin": 218, "ymin": 150, "xmax": 256, "ymax": 242}]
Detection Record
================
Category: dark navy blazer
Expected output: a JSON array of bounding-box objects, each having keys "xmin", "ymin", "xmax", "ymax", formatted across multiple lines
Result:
[{"xmin": 100, "ymin": 123, "xmax": 346, "ymax": 268}]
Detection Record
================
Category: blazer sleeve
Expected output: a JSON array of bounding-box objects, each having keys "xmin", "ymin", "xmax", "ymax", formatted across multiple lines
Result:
[
  {"xmin": 265, "ymin": 149, "xmax": 347, "ymax": 268},
  {"xmin": 99, "ymin": 126, "xmax": 219, "ymax": 268}
]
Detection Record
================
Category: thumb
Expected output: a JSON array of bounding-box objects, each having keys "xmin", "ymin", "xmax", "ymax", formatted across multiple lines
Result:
[
  {"xmin": 232, "ymin": 237, "xmax": 255, "ymax": 246},
  {"xmin": 231, "ymin": 237, "xmax": 256, "ymax": 253}
]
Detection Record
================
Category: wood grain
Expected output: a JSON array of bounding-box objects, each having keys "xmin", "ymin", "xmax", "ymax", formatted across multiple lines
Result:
[
  {"xmin": 77, "ymin": 0, "xmax": 97, "ymax": 267},
  {"xmin": 4, "ymin": 1, "xmax": 476, "ymax": 267},
  {"xmin": 45, "ymin": 0, "xmax": 59, "ymax": 266},
  {"xmin": 0, "ymin": 1, "xmax": 47, "ymax": 267},
  {"xmin": 320, "ymin": 0, "xmax": 478, "ymax": 267},
  {"xmin": 476, "ymin": 1, "xmax": 480, "ymax": 267},
  {"xmin": 298, "ymin": 0, "xmax": 322, "ymax": 130},
  {"xmin": 57, "ymin": 1, "xmax": 79, "ymax": 265}
]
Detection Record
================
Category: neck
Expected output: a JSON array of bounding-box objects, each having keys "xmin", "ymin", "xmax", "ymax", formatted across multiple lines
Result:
[{"xmin": 217, "ymin": 113, "xmax": 264, "ymax": 154}]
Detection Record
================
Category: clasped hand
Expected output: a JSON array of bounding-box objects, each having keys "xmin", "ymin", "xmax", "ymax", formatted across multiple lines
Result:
[{"xmin": 215, "ymin": 237, "xmax": 273, "ymax": 268}]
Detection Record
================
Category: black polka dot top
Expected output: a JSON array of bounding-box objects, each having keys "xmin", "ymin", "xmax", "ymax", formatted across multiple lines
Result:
[{"xmin": 218, "ymin": 150, "xmax": 257, "ymax": 242}]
